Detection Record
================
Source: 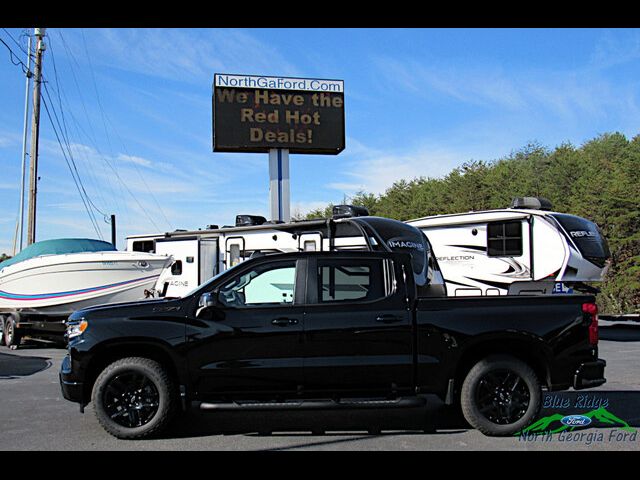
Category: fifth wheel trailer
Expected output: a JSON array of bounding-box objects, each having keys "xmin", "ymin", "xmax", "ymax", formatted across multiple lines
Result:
[
  {"xmin": 126, "ymin": 209, "xmax": 446, "ymax": 299},
  {"xmin": 126, "ymin": 199, "xmax": 610, "ymax": 299},
  {"xmin": 406, "ymin": 197, "xmax": 611, "ymax": 297}
]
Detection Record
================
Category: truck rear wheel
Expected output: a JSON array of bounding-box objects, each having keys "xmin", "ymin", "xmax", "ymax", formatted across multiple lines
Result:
[
  {"xmin": 3, "ymin": 315, "xmax": 22, "ymax": 349},
  {"xmin": 460, "ymin": 355, "xmax": 541, "ymax": 436},
  {"xmin": 91, "ymin": 357, "xmax": 176, "ymax": 439}
]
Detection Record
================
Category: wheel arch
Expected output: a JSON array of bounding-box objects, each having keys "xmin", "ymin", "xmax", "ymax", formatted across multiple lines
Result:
[
  {"xmin": 83, "ymin": 339, "xmax": 185, "ymax": 403},
  {"xmin": 453, "ymin": 336, "xmax": 552, "ymax": 397}
]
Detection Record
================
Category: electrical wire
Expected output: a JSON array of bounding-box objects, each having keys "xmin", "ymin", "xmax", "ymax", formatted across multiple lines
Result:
[
  {"xmin": 56, "ymin": 30, "xmax": 125, "ymax": 218},
  {"xmin": 41, "ymin": 94, "xmax": 104, "ymax": 239},
  {"xmin": 80, "ymin": 29, "xmax": 168, "ymax": 230},
  {"xmin": 45, "ymin": 36, "xmax": 111, "ymax": 222}
]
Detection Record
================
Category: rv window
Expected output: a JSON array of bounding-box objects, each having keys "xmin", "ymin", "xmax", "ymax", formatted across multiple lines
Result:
[
  {"xmin": 171, "ymin": 260, "xmax": 182, "ymax": 276},
  {"xmin": 132, "ymin": 240, "xmax": 155, "ymax": 253},
  {"xmin": 229, "ymin": 244, "xmax": 242, "ymax": 267},
  {"xmin": 317, "ymin": 258, "xmax": 389, "ymax": 303},
  {"xmin": 487, "ymin": 221, "xmax": 523, "ymax": 257}
]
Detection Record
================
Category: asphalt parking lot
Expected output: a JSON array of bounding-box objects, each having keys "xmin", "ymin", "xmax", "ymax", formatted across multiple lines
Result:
[{"xmin": 1, "ymin": 320, "xmax": 640, "ymax": 451}]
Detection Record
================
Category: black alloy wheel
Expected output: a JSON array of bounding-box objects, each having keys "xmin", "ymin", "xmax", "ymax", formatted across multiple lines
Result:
[
  {"xmin": 474, "ymin": 369, "xmax": 530, "ymax": 425},
  {"xmin": 92, "ymin": 357, "xmax": 176, "ymax": 439},
  {"xmin": 461, "ymin": 355, "xmax": 541, "ymax": 436},
  {"xmin": 103, "ymin": 371, "xmax": 161, "ymax": 428}
]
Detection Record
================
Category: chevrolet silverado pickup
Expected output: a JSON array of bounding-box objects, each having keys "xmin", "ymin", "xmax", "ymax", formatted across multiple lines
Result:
[{"xmin": 59, "ymin": 219, "xmax": 606, "ymax": 439}]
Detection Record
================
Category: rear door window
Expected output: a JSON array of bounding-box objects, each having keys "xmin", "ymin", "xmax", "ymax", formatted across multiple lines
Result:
[{"xmin": 316, "ymin": 258, "xmax": 394, "ymax": 303}]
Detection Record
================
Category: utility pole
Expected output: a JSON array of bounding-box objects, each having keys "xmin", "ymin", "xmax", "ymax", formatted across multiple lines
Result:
[
  {"xmin": 26, "ymin": 28, "xmax": 46, "ymax": 246},
  {"xmin": 12, "ymin": 35, "xmax": 33, "ymax": 255}
]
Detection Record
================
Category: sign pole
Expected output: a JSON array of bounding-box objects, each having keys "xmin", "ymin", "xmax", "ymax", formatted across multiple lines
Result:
[{"xmin": 268, "ymin": 148, "xmax": 290, "ymax": 223}]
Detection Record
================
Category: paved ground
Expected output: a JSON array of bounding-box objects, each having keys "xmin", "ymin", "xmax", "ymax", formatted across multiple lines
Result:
[{"xmin": 1, "ymin": 320, "xmax": 640, "ymax": 450}]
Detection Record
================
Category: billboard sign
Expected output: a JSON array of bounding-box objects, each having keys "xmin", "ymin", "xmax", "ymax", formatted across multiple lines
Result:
[{"xmin": 212, "ymin": 74, "xmax": 345, "ymax": 154}]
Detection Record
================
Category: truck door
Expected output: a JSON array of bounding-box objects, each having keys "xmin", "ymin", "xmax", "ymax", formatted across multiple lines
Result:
[
  {"xmin": 186, "ymin": 257, "xmax": 304, "ymax": 398},
  {"xmin": 302, "ymin": 255, "xmax": 413, "ymax": 395}
]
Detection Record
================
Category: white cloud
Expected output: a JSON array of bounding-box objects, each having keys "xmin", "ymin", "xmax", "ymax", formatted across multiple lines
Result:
[
  {"xmin": 117, "ymin": 154, "xmax": 153, "ymax": 168},
  {"xmin": 291, "ymin": 200, "xmax": 333, "ymax": 217},
  {"xmin": 0, "ymin": 130, "xmax": 21, "ymax": 148},
  {"xmin": 336, "ymin": 145, "xmax": 466, "ymax": 195},
  {"xmin": 373, "ymin": 56, "xmax": 528, "ymax": 111},
  {"xmin": 590, "ymin": 29, "xmax": 640, "ymax": 70},
  {"xmin": 57, "ymin": 29, "xmax": 300, "ymax": 85},
  {"xmin": 372, "ymin": 52, "xmax": 640, "ymax": 128}
]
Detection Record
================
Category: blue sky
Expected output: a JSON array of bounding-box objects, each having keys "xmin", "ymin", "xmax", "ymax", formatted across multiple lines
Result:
[{"xmin": 1, "ymin": 28, "xmax": 639, "ymax": 253}]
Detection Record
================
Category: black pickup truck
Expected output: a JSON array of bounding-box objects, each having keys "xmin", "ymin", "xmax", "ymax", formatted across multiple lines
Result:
[{"xmin": 60, "ymin": 241, "xmax": 606, "ymax": 439}]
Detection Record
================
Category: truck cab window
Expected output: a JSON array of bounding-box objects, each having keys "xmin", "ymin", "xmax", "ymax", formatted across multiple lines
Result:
[
  {"xmin": 219, "ymin": 261, "xmax": 296, "ymax": 307},
  {"xmin": 487, "ymin": 220, "xmax": 523, "ymax": 257},
  {"xmin": 317, "ymin": 259, "xmax": 391, "ymax": 303}
]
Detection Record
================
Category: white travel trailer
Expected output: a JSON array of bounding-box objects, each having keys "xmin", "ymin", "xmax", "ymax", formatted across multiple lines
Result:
[
  {"xmin": 126, "ymin": 208, "xmax": 447, "ymax": 299},
  {"xmin": 406, "ymin": 197, "xmax": 611, "ymax": 297}
]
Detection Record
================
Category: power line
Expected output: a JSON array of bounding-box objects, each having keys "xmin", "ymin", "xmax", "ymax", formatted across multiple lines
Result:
[
  {"xmin": 1, "ymin": 28, "xmax": 29, "ymax": 57},
  {"xmin": 0, "ymin": 36, "xmax": 30, "ymax": 75},
  {"xmin": 41, "ymin": 93, "xmax": 104, "ymax": 239},
  {"xmin": 58, "ymin": 31, "xmax": 161, "ymax": 230},
  {"xmin": 47, "ymin": 35, "xmax": 112, "ymax": 219},
  {"xmin": 4, "ymin": 28, "xmax": 168, "ymax": 236},
  {"xmin": 3, "ymin": 29, "xmax": 106, "ymax": 240},
  {"xmin": 42, "ymin": 81, "xmax": 108, "ymax": 224},
  {"xmin": 77, "ymin": 28, "xmax": 167, "ymax": 232},
  {"xmin": 55, "ymin": 30, "xmax": 125, "ymax": 218},
  {"xmin": 44, "ymin": 37, "xmax": 111, "ymax": 222}
]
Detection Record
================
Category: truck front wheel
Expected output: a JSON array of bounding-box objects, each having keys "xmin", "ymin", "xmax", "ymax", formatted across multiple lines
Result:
[
  {"xmin": 91, "ymin": 357, "xmax": 177, "ymax": 439},
  {"xmin": 460, "ymin": 355, "xmax": 541, "ymax": 436}
]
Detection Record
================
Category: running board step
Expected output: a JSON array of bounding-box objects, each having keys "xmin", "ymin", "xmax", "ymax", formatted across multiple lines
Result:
[{"xmin": 197, "ymin": 397, "xmax": 426, "ymax": 411}]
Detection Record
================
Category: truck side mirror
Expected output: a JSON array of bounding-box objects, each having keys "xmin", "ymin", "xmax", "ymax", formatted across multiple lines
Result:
[{"xmin": 198, "ymin": 292, "xmax": 217, "ymax": 309}]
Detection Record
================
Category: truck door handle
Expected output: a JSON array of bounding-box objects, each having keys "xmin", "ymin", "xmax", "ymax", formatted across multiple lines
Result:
[
  {"xmin": 375, "ymin": 315, "xmax": 403, "ymax": 324},
  {"xmin": 272, "ymin": 317, "xmax": 299, "ymax": 326}
]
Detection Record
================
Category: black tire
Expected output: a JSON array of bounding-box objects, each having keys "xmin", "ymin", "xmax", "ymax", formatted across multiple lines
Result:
[
  {"xmin": 91, "ymin": 357, "xmax": 176, "ymax": 439},
  {"xmin": 4, "ymin": 315, "xmax": 22, "ymax": 348},
  {"xmin": 460, "ymin": 355, "xmax": 541, "ymax": 436}
]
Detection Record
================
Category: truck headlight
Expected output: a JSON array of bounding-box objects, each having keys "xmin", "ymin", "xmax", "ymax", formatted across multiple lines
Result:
[{"xmin": 66, "ymin": 319, "xmax": 88, "ymax": 339}]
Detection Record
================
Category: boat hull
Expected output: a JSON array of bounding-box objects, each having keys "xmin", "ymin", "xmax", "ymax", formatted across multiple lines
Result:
[{"xmin": 0, "ymin": 251, "xmax": 171, "ymax": 315}]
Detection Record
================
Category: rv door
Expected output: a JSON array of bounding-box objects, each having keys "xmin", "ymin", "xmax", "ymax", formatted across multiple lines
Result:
[
  {"xmin": 199, "ymin": 238, "xmax": 219, "ymax": 284},
  {"xmin": 154, "ymin": 238, "xmax": 199, "ymax": 297},
  {"xmin": 225, "ymin": 237, "xmax": 247, "ymax": 269}
]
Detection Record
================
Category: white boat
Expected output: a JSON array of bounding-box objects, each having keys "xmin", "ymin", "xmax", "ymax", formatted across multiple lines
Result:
[{"xmin": 0, "ymin": 238, "xmax": 172, "ymax": 315}]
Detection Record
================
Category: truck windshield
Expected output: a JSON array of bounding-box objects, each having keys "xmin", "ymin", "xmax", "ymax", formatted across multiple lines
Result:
[{"xmin": 550, "ymin": 214, "xmax": 610, "ymax": 267}]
